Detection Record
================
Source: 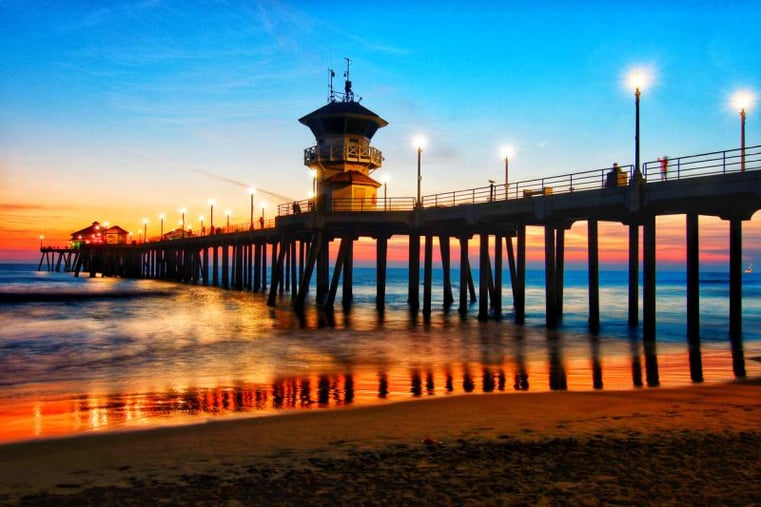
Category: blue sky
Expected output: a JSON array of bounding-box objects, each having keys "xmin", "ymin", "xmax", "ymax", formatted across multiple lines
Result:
[{"xmin": 1, "ymin": 0, "xmax": 760, "ymax": 255}]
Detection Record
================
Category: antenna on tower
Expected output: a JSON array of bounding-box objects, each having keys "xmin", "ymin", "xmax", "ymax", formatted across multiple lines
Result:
[
  {"xmin": 328, "ymin": 69, "xmax": 336, "ymax": 103},
  {"xmin": 343, "ymin": 57, "xmax": 354, "ymax": 102}
]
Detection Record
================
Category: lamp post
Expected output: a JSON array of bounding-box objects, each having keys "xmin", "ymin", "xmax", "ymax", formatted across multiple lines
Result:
[
  {"xmin": 732, "ymin": 91, "xmax": 753, "ymax": 172},
  {"xmin": 500, "ymin": 145, "xmax": 514, "ymax": 198},
  {"xmin": 179, "ymin": 208, "xmax": 186, "ymax": 239},
  {"xmin": 627, "ymin": 69, "xmax": 650, "ymax": 180},
  {"xmin": 39, "ymin": 235, "xmax": 44, "ymax": 249},
  {"xmin": 413, "ymin": 137, "xmax": 425, "ymax": 208},
  {"xmin": 208, "ymin": 199, "xmax": 215, "ymax": 235},
  {"xmin": 159, "ymin": 213, "xmax": 165, "ymax": 240},
  {"xmin": 199, "ymin": 215, "xmax": 205, "ymax": 235},
  {"xmin": 225, "ymin": 210, "xmax": 231, "ymax": 232},
  {"xmin": 142, "ymin": 218, "xmax": 148, "ymax": 244},
  {"xmin": 741, "ymin": 106, "xmax": 746, "ymax": 172},
  {"xmin": 260, "ymin": 202, "xmax": 266, "ymax": 229},
  {"xmin": 248, "ymin": 187, "xmax": 256, "ymax": 230}
]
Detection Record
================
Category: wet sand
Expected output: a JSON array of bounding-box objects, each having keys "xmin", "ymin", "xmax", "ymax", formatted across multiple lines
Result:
[{"xmin": 1, "ymin": 379, "xmax": 760, "ymax": 505}]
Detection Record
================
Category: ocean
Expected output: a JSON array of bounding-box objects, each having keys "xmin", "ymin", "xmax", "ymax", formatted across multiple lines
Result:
[{"xmin": 0, "ymin": 263, "xmax": 759, "ymax": 444}]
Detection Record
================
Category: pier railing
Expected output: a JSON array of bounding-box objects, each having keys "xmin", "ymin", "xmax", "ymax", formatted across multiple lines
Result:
[
  {"xmin": 276, "ymin": 144, "xmax": 760, "ymax": 215},
  {"xmin": 642, "ymin": 144, "xmax": 761, "ymax": 180},
  {"xmin": 420, "ymin": 144, "xmax": 760, "ymax": 209},
  {"xmin": 421, "ymin": 164, "xmax": 635, "ymax": 208},
  {"xmin": 277, "ymin": 196, "xmax": 416, "ymax": 216},
  {"xmin": 304, "ymin": 143, "xmax": 383, "ymax": 168}
]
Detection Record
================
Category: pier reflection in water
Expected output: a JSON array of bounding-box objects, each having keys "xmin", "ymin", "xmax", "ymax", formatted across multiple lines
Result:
[
  {"xmin": 1, "ymin": 269, "xmax": 759, "ymax": 444},
  {"xmin": 3, "ymin": 330, "xmax": 756, "ymax": 444}
]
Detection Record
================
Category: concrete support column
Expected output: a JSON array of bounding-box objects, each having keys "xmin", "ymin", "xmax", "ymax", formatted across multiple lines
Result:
[
  {"xmin": 516, "ymin": 225, "xmax": 526, "ymax": 325},
  {"xmin": 643, "ymin": 215, "xmax": 659, "ymax": 387},
  {"xmin": 544, "ymin": 225, "xmax": 557, "ymax": 328},
  {"xmin": 588, "ymin": 219, "xmax": 600, "ymax": 333},
  {"xmin": 338, "ymin": 237, "xmax": 351, "ymax": 305},
  {"xmin": 440, "ymin": 236, "xmax": 454, "ymax": 309},
  {"xmin": 423, "ymin": 235, "xmax": 433, "ymax": 319},
  {"xmin": 686, "ymin": 213, "xmax": 703, "ymax": 382},
  {"xmin": 729, "ymin": 219, "xmax": 742, "ymax": 341},
  {"xmin": 478, "ymin": 233, "xmax": 490, "ymax": 321},
  {"xmin": 376, "ymin": 235, "xmax": 388, "ymax": 312},
  {"xmin": 493, "ymin": 234, "xmax": 502, "ymax": 318},
  {"xmin": 459, "ymin": 236, "xmax": 469, "ymax": 316},
  {"xmin": 628, "ymin": 223, "xmax": 639, "ymax": 327},
  {"xmin": 408, "ymin": 234, "xmax": 420, "ymax": 312}
]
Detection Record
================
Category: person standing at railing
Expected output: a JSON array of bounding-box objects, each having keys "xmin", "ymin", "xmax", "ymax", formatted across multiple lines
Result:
[
  {"xmin": 659, "ymin": 156, "xmax": 669, "ymax": 180},
  {"xmin": 606, "ymin": 163, "xmax": 626, "ymax": 188}
]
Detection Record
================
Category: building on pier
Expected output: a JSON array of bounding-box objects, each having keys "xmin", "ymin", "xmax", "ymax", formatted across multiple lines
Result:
[
  {"xmin": 299, "ymin": 59, "xmax": 387, "ymax": 211},
  {"xmin": 69, "ymin": 221, "xmax": 130, "ymax": 246}
]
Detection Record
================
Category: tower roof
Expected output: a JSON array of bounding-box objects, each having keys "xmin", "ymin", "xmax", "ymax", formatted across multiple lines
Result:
[
  {"xmin": 323, "ymin": 170, "xmax": 382, "ymax": 188},
  {"xmin": 299, "ymin": 101, "xmax": 388, "ymax": 140}
]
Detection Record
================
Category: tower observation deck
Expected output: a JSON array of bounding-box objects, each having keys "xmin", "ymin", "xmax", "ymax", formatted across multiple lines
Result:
[{"xmin": 299, "ymin": 59, "xmax": 388, "ymax": 211}]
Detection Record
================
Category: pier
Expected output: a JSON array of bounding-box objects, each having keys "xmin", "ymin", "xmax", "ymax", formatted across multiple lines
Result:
[{"xmin": 56, "ymin": 145, "xmax": 761, "ymax": 354}]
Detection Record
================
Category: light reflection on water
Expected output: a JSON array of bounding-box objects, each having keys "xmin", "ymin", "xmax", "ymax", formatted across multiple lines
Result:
[{"xmin": 0, "ymin": 266, "xmax": 759, "ymax": 444}]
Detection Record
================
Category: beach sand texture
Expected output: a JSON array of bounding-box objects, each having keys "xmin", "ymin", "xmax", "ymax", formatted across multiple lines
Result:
[{"xmin": 1, "ymin": 379, "xmax": 759, "ymax": 505}]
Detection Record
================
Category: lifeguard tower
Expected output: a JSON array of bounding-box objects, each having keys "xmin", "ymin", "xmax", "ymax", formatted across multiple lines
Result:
[{"xmin": 299, "ymin": 59, "xmax": 387, "ymax": 211}]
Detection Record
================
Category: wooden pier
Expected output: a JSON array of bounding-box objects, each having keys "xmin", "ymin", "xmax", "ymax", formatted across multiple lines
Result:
[
  {"xmin": 52, "ymin": 145, "xmax": 761, "ymax": 374},
  {"xmin": 38, "ymin": 247, "xmax": 80, "ymax": 273}
]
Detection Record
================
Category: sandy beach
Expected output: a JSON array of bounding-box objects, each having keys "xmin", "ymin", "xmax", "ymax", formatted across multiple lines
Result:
[{"xmin": 1, "ymin": 379, "xmax": 760, "ymax": 505}]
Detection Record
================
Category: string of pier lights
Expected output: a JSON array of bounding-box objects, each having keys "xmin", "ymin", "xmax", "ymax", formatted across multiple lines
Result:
[
  {"xmin": 411, "ymin": 134, "xmax": 517, "ymax": 205},
  {"xmin": 625, "ymin": 67, "xmax": 755, "ymax": 176},
  {"xmin": 145, "ymin": 188, "xmax": 271, "ymax": 240},
  {"xmin": 412, "ymin": 70, "xmax": 753, "ymax": 204}
]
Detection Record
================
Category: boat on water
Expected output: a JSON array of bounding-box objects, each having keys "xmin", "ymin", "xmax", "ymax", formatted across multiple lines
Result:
[{"xmin": 745, "ymin": 264, "xmax": 753, "ymax": 274}]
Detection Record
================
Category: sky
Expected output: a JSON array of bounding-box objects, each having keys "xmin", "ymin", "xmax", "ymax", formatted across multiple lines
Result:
[{"xmin": 1, "ymin": 0, "xmax": 760, "ymax": 266}]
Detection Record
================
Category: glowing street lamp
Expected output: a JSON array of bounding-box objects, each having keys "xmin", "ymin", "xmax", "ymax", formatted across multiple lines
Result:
[
  {"xmin": 179, "ymin": 208, "xmax": 186, "ymax": 239},
  {"xmin": 39, "ymin": 235, "xmax": 44, "ymax": 249},
  {"xmin": 732, "ymin": 90, "xmax": 754, "ymax": 172},
  {"xmin": 500, "ymin": 145, "xmax": 514, "ymax": 197},
  {"xmin": 225, "ymin": 209, "xmax": 231, "ymax": 232},
  {"xmin": 248, "ymin": 187, "xmax": 256, "ymax": 230},
  {"xmin": 627, "ymin": 68, "xmax": 651, "ymax": 180},
  {"xmin": 142, "ymin": 218, "xmax": 148, "ymax": 244},
  {"xmin": 413, "ymin": 136, "xmax": 426, "ymax": 207},
  {"xmin": 208, "ymin": 199, "xmax": 215, "ymax": 234},
  {"xmin": 159, "ymin": 213, "xmax": 165, "ymax": 240}
]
